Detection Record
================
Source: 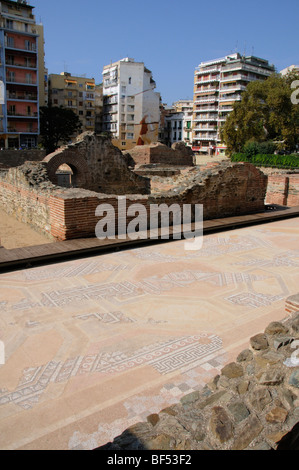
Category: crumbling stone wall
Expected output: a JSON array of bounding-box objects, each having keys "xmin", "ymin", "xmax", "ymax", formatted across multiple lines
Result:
[
  {"xmin": 44, "ymin": 132, "xmax": 151, "ymax": 195},
  {"xmin": 124, "ymin": 142, "xmax": 195, "ymax": 166},
  {"xmin": 98, "ymin": 297, "xmax": 299, "ymax": 451}
]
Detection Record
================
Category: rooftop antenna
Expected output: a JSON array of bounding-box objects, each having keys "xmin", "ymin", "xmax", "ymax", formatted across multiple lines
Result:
[
  {"xmin": 252, "ymin": 46, "xmax": 255, "ymax": 56},
  {"xmin": 235, "ymin": 41, "xmax": 238, "ymax": 52},
  {"xmin": 243, "ymin": 42, "xmax": 247, "ymax": 57}
]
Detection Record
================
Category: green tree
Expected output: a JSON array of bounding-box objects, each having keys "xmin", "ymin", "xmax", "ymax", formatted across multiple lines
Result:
[
  {"xmin": 39, "ymin": 105, "xmax": 82, "ymax": 154},
  {"xmin": 220, "ymin": 72, "xmax": 299, "ymax": 155}
]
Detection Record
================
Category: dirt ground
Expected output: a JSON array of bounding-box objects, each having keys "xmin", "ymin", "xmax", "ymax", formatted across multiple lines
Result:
[{"xmin": 0, "ymin": 208, "xmax": 52, "ymax": 249}]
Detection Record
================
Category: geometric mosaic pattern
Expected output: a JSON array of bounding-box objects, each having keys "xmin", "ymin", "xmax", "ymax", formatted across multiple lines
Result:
[
  {"xmin": 8, "ymin": 269, "xmax": 270, "ymax": 310},
  {"xmin": 1, "ymin": 217, "xmax": 299, "ymax": 449},
  {"xmin": 0, "ymin": 334, "xmax": 222, "ymax": 410}
]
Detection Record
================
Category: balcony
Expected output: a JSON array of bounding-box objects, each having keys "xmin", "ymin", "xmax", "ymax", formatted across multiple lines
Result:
[
  {"xmin": 5, "ymin": 61, "xmax": 37, "ymax": 70},
  {"xmin": 220, "ymin": 84, "xmax": 247, "ymax": 93},
  {"xmin": 193, "ymin": 116, "xmax": 218, "ymax": 122},
  {"xmin": 7, "ymin": 112, "xmax": 38, "ymax": 118},
  {"xmin": 195, "ymin": 67, "xmax": 222, "ymax": 75},
  {"xmin": 222, "ymin": 63, "xmax": 273, "ymax": 76},
  {"xmin": 195, "ymin": 87, "xmax": 218, "ymax": 94},
  {"xmin": 194, "ymin": 126, "xmax": 217, "ymax": 132},
  {"xmin": 220, "ymin": 74, "xmax": 253, "ymax": 83},
  {"xmin": 6, "ymin": 78, "xmax": 37, "ymax": 86},
  {"xmin": 7, "ymin": 92, "xmax": 37, "ymax": 101},
  {"xmin": 5, "ymin": 42, "xmax": 37, "ymax": 53},
  {"xmin": 194, "ymin": 96, "xmax": 218, "ymax": 104},
  {"xmin": 7, "ymin": 126, "xmax": 38, "ymax": 134},
  {"xmin": 195, "ymin": 77, "xmax": 219, "ymax": 85},
  {"xmin": 218, "ymin": 95, "xmax": 241, "ymax": 103}
]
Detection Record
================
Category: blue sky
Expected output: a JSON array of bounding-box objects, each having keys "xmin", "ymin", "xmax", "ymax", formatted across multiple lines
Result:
[{"xmin": 31, "ymin": 0, "xmax": 299, "ymax": 106}]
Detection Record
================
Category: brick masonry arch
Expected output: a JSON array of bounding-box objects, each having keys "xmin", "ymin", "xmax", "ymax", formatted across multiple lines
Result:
[{"xmin": 43, "ymin": 149, "xmax": 89, "ymax": 189}]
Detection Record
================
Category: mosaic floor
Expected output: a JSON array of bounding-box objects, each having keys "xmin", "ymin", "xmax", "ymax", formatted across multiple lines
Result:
[{"xmin": 0, "ymin": 217, "xmax": 299, "ymax": 449}]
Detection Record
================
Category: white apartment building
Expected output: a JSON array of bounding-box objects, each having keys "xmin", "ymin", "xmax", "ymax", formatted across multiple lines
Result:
[
  {"xmin": 280, "ymin": 65, "xmax": 299, "ymax": 76},
  {"xmin": 193, "ymin": 53, "xmax": 275, "ymax": 156},
  {"xmin": 102, "ymin": 57, "xmax": 160, "ymax": 150},
  {"xmin": 173, "ymin": 99, "xmax": 193, "ymax": 146}
]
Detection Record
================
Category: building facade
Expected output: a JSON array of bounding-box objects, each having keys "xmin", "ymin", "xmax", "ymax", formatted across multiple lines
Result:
[
  {"xmin": 192, "ymin": 53, "xmax": 275, "ymax": 156},
  {"xmin": 102, "ymin": 57, "xmax": 160, "ymax": 150},
  {"xmin": 173, "ymin": 99, "xmax": 193, "ymax": 146},
  {"xmin": 0, "ymin": 0, "xmax": 45, "ymax": 149},
  {"xmin": 48, "ymin": 72, "xmax": 96, "ymax": 133}
]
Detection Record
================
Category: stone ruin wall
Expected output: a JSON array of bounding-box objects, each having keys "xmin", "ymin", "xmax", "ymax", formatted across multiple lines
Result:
[
  {"xmin": 98, "ymin": 295, "xmax": 299, "ymax": 451},
  {"xmin": 44, "ymin": 132, "xmax": 151, "ymax": 195},
  {"xmin": 0, "ymin": 160, "xmax": 268, "ymax": 241},
  {"xmin": 266, "ymin": 174, "xmax": 299, "ymax": 207},
  {"xmin": 124, "ymin": 141, "xmax": 195, "ymax": 167}
]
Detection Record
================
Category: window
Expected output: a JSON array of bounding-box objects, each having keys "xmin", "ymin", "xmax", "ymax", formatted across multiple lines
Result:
[
  {"xmin": 7, "ymin": 36, "xmax": 14, "ymax": 48},
  {"xmin": 9, "ymin": 104, "xmax": 16, "ymax": 115},
  {"xmin": 7, "ymin": 71, "xmax": 15, "ymax": 82},
  {"xmin": 68, "ymin": 91, "xmax": 72, "ymax": 97},
  {"xmin": 68, "ymin": 100, "xmax": 73, "ymax": 107},
  {"xmin": 121, "ymin": 86, "xmax": 126, "ymax": 94},
  {"xmin": 122, "ymin": 142, "xmax": 126, "ymax": 146},
  {"xmin": 6, "ymin": 20, "xmax": 13, "ymax": 29},
  {"xmin": 53, "ymin": 99, "xmax": 58, "ymax": 105},
  {"xmin": 127, "ymin": 133, "xmax": 134, "ymax": 139},
  {"xmin": 128, "ymin": 77, "xmax": 131, "ymax": 84},
  {"xmin": 26, "ymin": 73, "xmax": 32, "ymax": 84},
  {"xmin": 7, "ymin": 55, "xmax": 14, "ymax": 65},
  {"xmin": 79, "ymin": 110, "xmax": 83, "ymax": 115}
]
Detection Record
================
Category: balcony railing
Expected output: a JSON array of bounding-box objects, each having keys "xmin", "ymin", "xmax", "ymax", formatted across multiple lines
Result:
[
  {"xmin": 6, "ymin": 78, "xmax": 37, "ymax": 86},
  {"xmin": 5, "ymin": 61, "xmax": 37, "ymax": 69},
  {"xmin": 7, "ymin": 92, "xmax": 38, "ymax": 101},
  {"xmin": 7, "ymin": 112, "xmax": 38, "ymax": 118},
  {"xmin": 7, "ymin": 126, "xmax": 38, "ymax": 133},
  {"xmin": 195, "ymin": 87, "xmax": 218, "ymax": 94},
  {"xmin": 194, "ymin": 97, "xmax": 218, "ymax": 104},
  {"xmin": 222, "ymin": 63, "xmax": 273, "ymax": 76},
  {"xmin": 218, "ymin": 95, "xmax": 241, "ymax": 102}
]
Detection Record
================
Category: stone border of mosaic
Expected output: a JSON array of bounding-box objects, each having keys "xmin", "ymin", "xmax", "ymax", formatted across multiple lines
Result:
[{"xmin": 97, "ymin": 298, "xmax": 299, "ymax": 450}]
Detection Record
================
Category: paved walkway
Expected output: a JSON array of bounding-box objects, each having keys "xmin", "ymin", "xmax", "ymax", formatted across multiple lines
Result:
[{"xmin": 0, "ymin": 217, "xmax": 298, "ymax": 450}]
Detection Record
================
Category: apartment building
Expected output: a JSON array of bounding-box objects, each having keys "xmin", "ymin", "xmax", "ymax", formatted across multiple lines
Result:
[
  {"xmin": 173, "ymin": 99, "xmax": 193, "ymax": 146},
  {"xmin": 280, "ymin": 65, "xmax": 299, "ymax": 76},
  {"xmin": 193, "ymin": 53, "xmax": 275, "ymax": 155},
  {"xmin": 102, "ymin": 57, "xmax": 160, "ymax": 150},
  {"xmin": 48, "ymin": 72, "xmax": 96, "ymax": 132},
  {"xmin": 0, "ymin": 0, "xmax": 46, "ymax": 149}
]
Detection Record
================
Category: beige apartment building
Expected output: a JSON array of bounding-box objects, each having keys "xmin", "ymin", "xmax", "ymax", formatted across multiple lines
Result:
[
  {"xmin": 192, "ymin": 53, "xmax": 275, "ymax": 156},
  {"xmin": 102, "ymin": 57, "xmax": 160, "ymax": 150},
  {"xmin": 48, "ymin": 72, "xmax": 96, "ymax": 132}
]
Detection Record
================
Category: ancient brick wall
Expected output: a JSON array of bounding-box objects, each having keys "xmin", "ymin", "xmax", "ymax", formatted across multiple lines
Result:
[
  {"xmin": 0, "ymin": 161, "xmax": 268, "ymax": 242},
  {"xmin": 44, "ymin": 132, "xmax": 151, "ymax": 195},
  {"xmin": 266, "ymin": 174, "xmax": 299, "ymax": 207},
  {"xmin": 125, "ymin": 142, "xmax": 195, "ymax": 166}
]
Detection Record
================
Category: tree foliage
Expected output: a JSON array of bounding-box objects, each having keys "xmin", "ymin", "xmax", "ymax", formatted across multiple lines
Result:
[
  {"xmin": 39, "ymin": 105, "xmax": 82, "ymax": 154},
  {"xmin": 220, "ymin": 72, "xmax": 299, "ymax": 155}
]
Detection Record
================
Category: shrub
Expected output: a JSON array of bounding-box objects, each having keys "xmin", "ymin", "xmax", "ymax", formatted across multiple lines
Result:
[{"xmin": 231, "ymin": 153, "xmax": 299, "ymax": 169}]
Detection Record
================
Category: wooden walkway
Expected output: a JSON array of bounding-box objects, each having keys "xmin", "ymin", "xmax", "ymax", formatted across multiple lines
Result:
[{"xmin": 1, "ymin": 205, "xmax": 299, "ymax": 271}]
